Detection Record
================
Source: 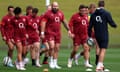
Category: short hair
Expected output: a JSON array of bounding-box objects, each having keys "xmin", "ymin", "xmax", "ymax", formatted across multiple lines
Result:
[
  {"xmin": 98, "ymin": 0, "xmax": 105, "ymax": 7},
  {"xmin": 26, "ymin": 5, "xmax": 33, "ymax": 11},
  {"xmin": 89, "ymin": 3, "xmax": 96, "ymax": 9},
  {"xmin": 32, "ymin": 8, "xmax": 38, "ymax": 13},
  {"xmin": 79, "ymin": 4, "xmax": 87, "ymax": 10},
  {"xmin": 8, "ymin": 5, "xmax": 14, "ymax": 11},
  {"xmin": 14, "ymin": 7, "xmax": 22, "ymax": 15}
]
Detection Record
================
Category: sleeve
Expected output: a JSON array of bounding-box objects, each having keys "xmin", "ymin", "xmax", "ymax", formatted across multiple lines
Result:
[
  {"xmin": 61, "ymin": 12, "xmax": 65, "ymax": 22},
  {"xmin": 106, "ymin": 12, "xmax": 117, "ymax": 28},
  {"xmin": 88, "ymin": 14, "xmax": 94, "ymax": 37},
  {"xmin": 69, "ymin": 15, "xmax": 74, "ymax": 33},
  {"xmin": 24, "ymin": 17, "xmax": 28, "ymax": 35},
  {"xmin": 0, "ymin": 17, "xmax": 6, "ymax": 37},
  {"xmin": 10, "ymin": 18, "xmax": 15, "ymax": 36},
  {"xmin": 41, "ymin": 12, "xmax": 48, "ymax": 23}
]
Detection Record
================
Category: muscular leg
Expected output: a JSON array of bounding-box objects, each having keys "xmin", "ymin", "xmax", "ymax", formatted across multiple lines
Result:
[
  {"xmin": 42, "ymin": 42, "xmax": 49, "ymax": 64},
  {"xmin": 70, "ymin": 45, "xmax": 79, "ymax": 59},
  {"xmin": 54, "ymin": 43, "xmax": 60, "ymax": 59},
  {"xmin": 7, "ymin": 41, "xmax": 14, "ymax": 59},
  {"xmin": 33, "ymin": 42, "xmax": 41, "ymax": 67},
  {"xmin": 83, "ymin": 43, "xmax": 93, "ymax": 67},
  {"xmin": 15, "ymin": 42, "xmax": 26, "ymax": 70},
  {"xmin": 94, "ymin": 39, "xmax": 100, "ymax": 65},
  {"xmin": 67, "ymin": 45, "xmax": 79, "ymax": 68},
  {"xmin": 30, "ymin": 45, "xmax": 36, "ymax": 66},
  {"xmin": 48, "ymin": 40, "xmax": 55, "ymax": 58},
  {"xmin": 16, "ymin": 42, "xmax": 23, "ymax": 62},
  {"xmin": 96, "ymin": 48, "xmax": 106, "ymax": 72},
  {"xmin": 53, "ymin": 43, "xmax": 61, "ymax": 69},
  {"xmin": 48, "ymin": 40, "xmax": 55, "ymax": 69}
]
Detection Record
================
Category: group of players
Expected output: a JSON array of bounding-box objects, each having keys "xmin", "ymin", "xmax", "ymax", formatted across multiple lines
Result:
[{"xmin": 0, "ymin": 0, "xmax": 117, "ymax": 72}]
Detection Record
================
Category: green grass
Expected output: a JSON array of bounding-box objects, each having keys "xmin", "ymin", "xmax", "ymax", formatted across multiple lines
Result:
[
  {"xmin": 0, "ymin": 0, "xmax": 120, "ymax": 72},
  {"xmin": 0, "ymin": 48, "xmax": 120, "ymax": 72}
]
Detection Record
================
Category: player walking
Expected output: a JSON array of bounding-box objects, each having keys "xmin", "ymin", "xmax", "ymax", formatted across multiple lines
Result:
[
  {"xmin": 11, "ymin": 7, "xmax": 28, "ymax": 70},
  {"xmin": 41, "ymin": 2, "xmax": 71, "ymax": 69},
  {"xmin": 0, "ymin": 5, "xmax": 14, "ymax": 67},
  {"xmin": 26, "ymin": 8, "xmax": 41, "ymax": 67},
  {"xmin": 88, "ymin": 1, "xmax": 117, "ymax": 72},
  {"xmin": 67, "ymin": 4, "xmax": 92, "ymax": 68}
]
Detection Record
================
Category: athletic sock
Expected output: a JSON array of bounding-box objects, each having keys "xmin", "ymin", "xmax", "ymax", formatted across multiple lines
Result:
[
  {"xmin": 85, "ymin": 60, "xmax": 89, "ymax": 65},
  {"xmin": 49, "ymin": 56, "xmax": 53, "ymax": 63},
  {"xmin": 97, "ymin": 62, "xmax": 103, "ymax": 69},
  {"xmin": 80, "ymin": 52, "xmax": 84, "ymax": 56},
  {"xmin": 95, "ymin": 55, "xmax": 99, "ymax": 65},
  {"xmin": 76, "ymin": 53, "xmax": 80, "ymax": 59},
  {"xmin": 40, "ymin": 52, "xmax": 43, "ymax": 56},
  {"xmin": 32, "ymin": 59, "xmax": 35, "ymax": 66},
  {"xmin": 43, "ymin": 56, "xmax": 48, "ymax": 62},
  {"xmin": 53, "ymin": 59, "xmax": 57, "ymax": 65}
]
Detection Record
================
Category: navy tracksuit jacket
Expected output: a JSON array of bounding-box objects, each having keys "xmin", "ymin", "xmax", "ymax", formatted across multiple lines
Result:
[{"xmin": 88, "ymin": 8, "xmax": 117, "ymax": 48}]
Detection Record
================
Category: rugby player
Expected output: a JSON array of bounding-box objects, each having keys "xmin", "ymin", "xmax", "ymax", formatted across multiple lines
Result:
[
  {"xmin": 88, "ymin": 1, "xmax": 117, "ymax": 71},
  {"xmin": 11, "ymin": 7, "xmax": 28, "ymax": 70},
  {"xmin": 0, "ymin": 5, "xmax": 14, "ymax": 67},
  {"xmin": 67, "ymin": 4, "xmax": 92, "ymax": 68},
  {"xmin": 41, "ymin": 2, "xmax": 71, "ymax": 69},
  {"xmin": 26, "ymin": 8, "xmax": 41, "ymax": 67}
]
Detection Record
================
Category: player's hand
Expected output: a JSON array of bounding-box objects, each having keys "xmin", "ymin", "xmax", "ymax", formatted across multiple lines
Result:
[
  {"xmin": 11, "ymin": 39, "xmax": 15, "ymax": 43},
  {"xmin": 36, "ymin": 30, "xmax": 40, "ymax": 34},
  {"xmin": 68, "ymin": 30, "xmax": 74, "ymax": 38},
  {"xmin": 3, "ymin": 36, "xmax": 6, "ymax": 41},
  {"xmin": 26, "ymin": 34, "xmax": 29, "ymax": 39}
]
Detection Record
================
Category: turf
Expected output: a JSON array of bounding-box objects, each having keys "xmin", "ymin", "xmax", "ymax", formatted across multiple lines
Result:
[
  {"xmin": 0, "ymin": 0, "xmax": 120, "ymax": 72},
  {"xmin": 0, "ymin": 48, "xmax": 120, "ymax": 72}
]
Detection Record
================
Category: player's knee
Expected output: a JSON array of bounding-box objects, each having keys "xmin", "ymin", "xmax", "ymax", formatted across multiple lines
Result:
[
  {"xmin": 45, "ymin": 48, "xmax": 49, "ymax": 51},
  {"xmin": 49, "ymin": 47, "xmax": 54, "ymax": 51},
  {"xmin": 9, "ymin": 48, "xmax": 14, "ymax": 51},
  {"xmin": 84, "ymin": 47, "xmax": 89, "ymax": 52},
  {"xmin": 55, "ymin": 48, "xmax": 59, "ymax": 53}
]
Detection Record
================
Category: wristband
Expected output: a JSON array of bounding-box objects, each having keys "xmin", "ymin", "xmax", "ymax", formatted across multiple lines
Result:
[{"xmin": 41, "ymin": 32, "xmax": 45, "ymax": 35}]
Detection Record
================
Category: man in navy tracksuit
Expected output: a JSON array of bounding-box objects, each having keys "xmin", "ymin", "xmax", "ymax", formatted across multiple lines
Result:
[{"xmin": 88, "ymin": 1, "xmax": 117, "ymax": 72}]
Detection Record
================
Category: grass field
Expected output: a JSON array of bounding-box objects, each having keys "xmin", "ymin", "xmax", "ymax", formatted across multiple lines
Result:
[
  {"xmin": 0, "ymin": 0, "xmax": 120, "ymax": 72},
  {"xmin": 0, "ymin": 48, "xmax": 120, "ymax": 72}
]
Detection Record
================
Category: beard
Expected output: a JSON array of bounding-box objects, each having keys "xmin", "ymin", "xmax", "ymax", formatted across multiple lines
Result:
[{"xmin": 52, "ymin": 8, "xmax": 59, "ymax": 13}]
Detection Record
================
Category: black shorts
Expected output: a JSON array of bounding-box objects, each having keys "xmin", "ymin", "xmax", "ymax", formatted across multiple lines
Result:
[{"xmin": 96, "ymin": 39, "xmax": 108, "ymax": 49}]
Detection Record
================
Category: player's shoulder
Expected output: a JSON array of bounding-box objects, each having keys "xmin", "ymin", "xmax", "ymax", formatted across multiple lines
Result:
[
  {"xmin": 71, "ymin": 12, "xmax": 79, "ymax": 18},
  {"xmin": 11, "ymin": 16, "xmax": 15, "ymax": 20},
  {"xmin": 2, "ymin": 14, "xmax": 9, "ymax": 20},
  {"xmin": 36, "ymin": 16, "xmax": 40, "ymax": 18},
  {"xmin": 58, "ymin": 10, "xmax": 64, "ymax": 16},
  {"xmin": 45, "ymin": 10, "xmax": 52, "ymax": 15},
  {"xmin": 21, "ymin": 16, "xmax": 28, "ymax": 20},
  {"xmin": 58, "ymin": 10, "xmax": 63, "ymax": 14},
  {"xmin": 104, "ymin": 9, "xmax": 111, "ymax": 15}
]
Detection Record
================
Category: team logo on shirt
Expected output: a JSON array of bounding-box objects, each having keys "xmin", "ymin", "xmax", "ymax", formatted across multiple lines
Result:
[
  {"xmin": 19, "ymin": 23, "xmax": 25, "ymax": 28},
  {"xmin": 96, "ymin": 16, "xmax": 102, "ymax": 23},
  {"xmin": 33, "ymin": 23, "xmax": 38, "ymax": 28},
  {"xmin": 55, "ymin": 17, "xmax": 60, "ymax": 22},
  {"xmin": 82, "ymin": 20, "xmax": 86, "ymax": 25}
]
